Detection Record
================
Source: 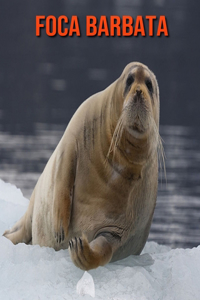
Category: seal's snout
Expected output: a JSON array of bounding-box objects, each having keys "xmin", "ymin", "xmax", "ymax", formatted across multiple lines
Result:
[
  {"xmin": 136, "ymin": 86, "xmax": 142, "ymax": 96},
  {"xmin": 134, "ymin": 89, "xmax": 142, "ymax": 101},
  {"xmin": 133, "ymin": 88, "xmax": 144, "ymax": 104}
]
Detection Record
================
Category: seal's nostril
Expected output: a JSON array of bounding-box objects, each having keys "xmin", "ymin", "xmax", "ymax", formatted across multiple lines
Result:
[
  {"xmin": 133, "ymin": 88, "xmax": 143, "ymax": 103},
  {"xmin": 136, "ymin": 89, "xmax": 142, "ymax": 95}
]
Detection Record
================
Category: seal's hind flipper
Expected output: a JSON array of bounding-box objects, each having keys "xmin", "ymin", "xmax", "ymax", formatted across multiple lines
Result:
[
  {"xmin": 3, "ymin": 214, "xmax": 32, "ymax": 245},
  {"xmin": 3, "ymin": 190, "xmax": 34, "ymax": 245}
]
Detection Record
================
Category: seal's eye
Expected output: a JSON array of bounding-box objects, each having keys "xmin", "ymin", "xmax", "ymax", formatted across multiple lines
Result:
[
  {"xmin": 126, "ymin": 75, "xmax": 134, "ymax": 87},
  {"xmin": 146, "ymin": 79, "xmax": 153, "ymax": 94}
]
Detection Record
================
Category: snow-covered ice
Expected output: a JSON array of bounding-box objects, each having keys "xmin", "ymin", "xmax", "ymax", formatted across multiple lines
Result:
[
  {"xmin": 0, "ymin": 179, "xmax": 200, "ymax": 300},
  {"xmin": 77, "ymin": 271, "xmax": 95, "ymax": 298}
]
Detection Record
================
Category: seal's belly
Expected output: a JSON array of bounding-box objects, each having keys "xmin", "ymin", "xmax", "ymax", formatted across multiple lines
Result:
[
  {"xmin": 69, "ymin": 160, "xmax": 139, "ymax": 242},
  {"xmin": 69, "ymin": 193, "xmax": 127, "ymax": 242}
]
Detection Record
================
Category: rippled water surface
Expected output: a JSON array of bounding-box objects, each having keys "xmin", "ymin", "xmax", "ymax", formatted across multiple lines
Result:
[{"xmin": 0, "ymin": 124, "xmax": 199, "ymax": 249}]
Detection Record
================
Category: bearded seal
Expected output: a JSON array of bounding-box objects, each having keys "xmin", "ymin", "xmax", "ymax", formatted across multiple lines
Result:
[{"xmin": 3, "ymin": 62, "xmax": 162, "ymax": 270}]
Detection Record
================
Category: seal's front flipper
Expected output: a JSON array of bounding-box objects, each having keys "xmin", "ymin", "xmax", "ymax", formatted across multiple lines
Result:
[
  {"xmin": 53, "ymin": 139, "xmax": 76, "ymax": 244},
  {"xmin": 68, "ymin": 234, "xmax": 114, "ymax": 270},
  {"xmin": 53, "ymin": 184, "xmax": 72, "ymax": 244}
]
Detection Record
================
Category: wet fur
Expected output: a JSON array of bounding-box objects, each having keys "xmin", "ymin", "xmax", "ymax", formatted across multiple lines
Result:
[{"xmin": 3, "ymin": 62, "xmax": 162, "ymax": 270}]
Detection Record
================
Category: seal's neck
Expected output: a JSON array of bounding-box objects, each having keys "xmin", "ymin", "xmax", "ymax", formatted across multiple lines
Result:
[
  {"xmin": 102, "ymin": 82, "xmax": 157, "ymax": 180},
  {"xmin": 122, "ymin": 128, "xmax": 153, "ymax": 163},
  {"xmin": 110, "ymin": 127, "xmax": 157, "ymax": 180}
]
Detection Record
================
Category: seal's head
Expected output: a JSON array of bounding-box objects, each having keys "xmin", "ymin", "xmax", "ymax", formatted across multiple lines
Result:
[
  {"xmin": 107, "ymin": 62, "xmax": 161, "ymax": 166},
  {"xmin": 120, "ymin": 62, "xmax": 159, "ymax": 139}
]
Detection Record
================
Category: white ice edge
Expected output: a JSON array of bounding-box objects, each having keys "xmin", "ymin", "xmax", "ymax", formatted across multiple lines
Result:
[{"xmin": 0, "ymin": 179, "xmax": 200, "ymax": 300}]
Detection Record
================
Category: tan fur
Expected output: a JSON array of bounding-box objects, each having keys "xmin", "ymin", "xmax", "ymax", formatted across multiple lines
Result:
[{"xmin": 3, "ymin": 62, "xmax": 161, "ymax": 270}]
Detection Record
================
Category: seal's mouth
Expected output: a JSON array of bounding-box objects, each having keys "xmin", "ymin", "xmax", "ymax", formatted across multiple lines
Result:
[
  {"xmin": 129, "ymin": 124, "xmax": 144, "ymax": 133},
  {"xmin": 130, "ymin": 111, "xmax": 146, "ymax": 131},
  {"xmin": 126, "ymin": 125, "xmax": 146, "ymax": 140},
  {"xmin": 124, "ymin": 115, "xmax": 146, "ymax": 140},
  {"xmin": 128, "ymin": 119, "xmax": 145, "ymax": 134}
]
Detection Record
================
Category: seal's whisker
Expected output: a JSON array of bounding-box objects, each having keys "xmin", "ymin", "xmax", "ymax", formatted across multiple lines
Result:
[
  {"xmin": 113, "ymin": 118, "xmax": 123, "ymax": 159},
  {"xmin": 106, "ymin": 115, "xmax": 123, "ymax": 163},
  {"xmin": 156, "ymin": 132, "xmax": 166, "ymax": 183},
  {"xmin": 149, "ymin": 117, "xmax": 166, "ymax": 184},
  {"xmin": 158, "ymin": 135, "xmax": 167, "ymax": 184}
]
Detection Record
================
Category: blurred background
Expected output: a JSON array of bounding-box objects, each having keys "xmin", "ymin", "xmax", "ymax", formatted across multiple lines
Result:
[{"xmin": 0, "ymin": 0, "xmax": 200, "ymax": 248}]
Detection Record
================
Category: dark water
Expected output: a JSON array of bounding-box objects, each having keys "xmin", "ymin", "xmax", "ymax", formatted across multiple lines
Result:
[
  {"xmin": 150, "ymin": 125, "xmax": 200, "ymax": 248},
  {"xmin": 0, "ymin": 124, "xmax": 200, "ymax": 249},
  {"xmin": 1, "ymin": 0, "xmax": 200, "ymax": 134}
]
